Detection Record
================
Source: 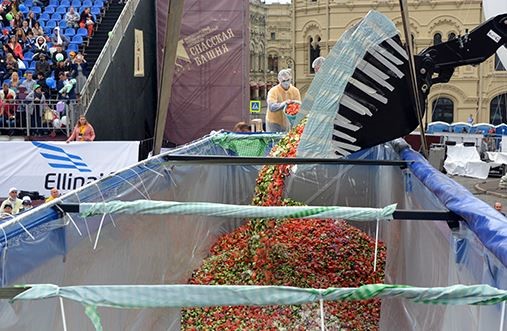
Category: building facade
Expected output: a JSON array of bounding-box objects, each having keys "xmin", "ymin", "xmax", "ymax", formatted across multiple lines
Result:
[
  {"xmin": 249, "ymin": 0, "xmax": 293, "ymax": 117},
  {"xmin": 249, "ymin": 0, "xmax": 267, "ymax": 102},
  {"xmin": 291, "ymin": 0, "xmax": 507, "ymax": 125},
  {"xmin": 266, "ymin": 2, "xmax": 294, "ymax": 84}
]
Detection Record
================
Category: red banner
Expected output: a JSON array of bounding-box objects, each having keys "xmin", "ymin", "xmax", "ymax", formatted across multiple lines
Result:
[{"xmin": 157, "ymin": 0, "xmax": 250, "ymax": 145}]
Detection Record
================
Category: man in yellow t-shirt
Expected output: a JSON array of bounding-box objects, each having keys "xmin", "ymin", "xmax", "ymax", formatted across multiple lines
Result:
[
  {"xmin": 266, "ymin": 69, "xmax": 301, "ymax": 132},
  {"xmin": 45, "ymin": 187, "xmax": 60, "ymax": 203}
]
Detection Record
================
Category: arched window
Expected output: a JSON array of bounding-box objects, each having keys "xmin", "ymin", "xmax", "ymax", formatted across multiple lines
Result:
[
  {"xmin": 431, "ymin": 97, "xmax": 454, "ymax": 123},
  {"xmin": 268, "ymin": 55, "xmax": 278, "ymax": 72},
  {"xmin": 433, "ymin": 33, "xmax": 442, "ymax": 45},
  {"xmin": 495, "ymin": 54, "xmax": 506, "ymax": 71},
  {"xmin": 309, "ymin": 36, "xmax": 321, "ymax": 74},
  {"xmin": 490, "ymin": 93, "xmax": 507, "ymax": 125},
  {"xmin": 448, "ymin": 32, "xmax": 456, "ymax": 41}
]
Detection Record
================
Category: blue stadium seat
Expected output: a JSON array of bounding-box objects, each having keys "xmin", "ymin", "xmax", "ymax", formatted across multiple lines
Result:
[
  {"xmin": 24, "ymin": 51, "xmax": 34, "ymax": 60},
  {"xmin": 56, "ymin": 6, "xmax": 67, "ymax": 14},
  {"xmin": 23, "ymin": 60, "xmax": 30, "ymax": 70},
  {"xmin": 72, "ymin": 0, "xmax": 82, "ymax": 7},
  {"xmin": 82, "ymin": 0, "xmax": 92, "ymax": 7},
  {"xmin": 90, "ymin": 7, "xmax": 100, "ymax": 16},
  {"xmin": 39, "ymin": 12, "xmax": 50, "ymax": 20},
  {"xmin": 50, "ymin": 0, "xmax": 59, "ymax": 6},
  {"xmin": 46, "ymin": 19, "xmax": 57, "ymax": 29},
  {"xmin": 67, "ymin": 43, "xmax": 79, "ymax": 53},
  {"xmin": 24, "ymin": 0, "xmax": 34, "ymax": 6},
  {"xmin": 93, "ymin": 0, "xmax": 104, "ymax": 7},
  {"xmin": 51, "ymin": 13, "xmax": 62, "ymax": 20},
  {"xmin": 31, "ymin": 6, "xmax": 42, "ymax": 14},
  {"xmin": 76, "ymin": 28, "xmax": 88, "ymax": 37},
  {"xmin": 59, "ymin": 20, "xmax": 67, "ymax": 28},
  {"xmin": 43, "ymin": 27, "xmax": 53, "ymax": 35},
  {"xmin": 71, "ymin": 35, "xmax": 83, "ymax": 45},
  {"xmin": 61, "ymin": 0, "xmax": 71, "ymax": 6},
  {"xmin": 65, "ymin": 28, "xmax": 75, "ymax": 36},
  {"xmin": 44, "ymin": 6, "xmax": 55, "ymax": 14},
  {"xmin": 29, "ymin": 62, "xmax": 36, "ymax": 71}
]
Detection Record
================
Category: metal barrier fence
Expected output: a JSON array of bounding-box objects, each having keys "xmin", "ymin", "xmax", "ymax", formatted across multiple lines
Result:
[
  {"xmin": 0, "ymin": 99, "xmax": 80, "ymax": 137},
  {"xmin": 80, "ymin": 0, "xmax": 141, "ymax": 113}
]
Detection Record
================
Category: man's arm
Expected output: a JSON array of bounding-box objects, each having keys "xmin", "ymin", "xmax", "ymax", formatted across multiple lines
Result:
[{"xmin": 267, "ymin": 88, "xmax": 286, "ymax": 112}]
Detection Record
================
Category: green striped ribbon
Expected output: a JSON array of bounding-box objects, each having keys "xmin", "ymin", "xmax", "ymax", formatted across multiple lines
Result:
[
  {"xmin": 79, "ymin": 200, "xmax": 397, "ymax": 221},
  {"xmin": 13, "ymin": 283, "xmax": 507, "ymax": 331}
]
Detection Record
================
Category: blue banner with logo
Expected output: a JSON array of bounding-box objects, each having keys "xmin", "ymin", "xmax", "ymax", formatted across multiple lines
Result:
[{"xmin": 0, "ymin": 141, "xmax": 139, "ymax": 196}]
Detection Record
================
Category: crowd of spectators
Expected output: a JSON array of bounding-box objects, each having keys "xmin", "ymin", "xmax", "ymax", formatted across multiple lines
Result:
[
  {"xmin": 0, "ymin": 186, "xmax": 59, "ymax": 219},
  {"xmin": 0, "ymin": 0, "xmax": 97, "ymax": 135}
]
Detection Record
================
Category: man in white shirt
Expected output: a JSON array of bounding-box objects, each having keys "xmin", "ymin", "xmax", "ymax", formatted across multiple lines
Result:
[{"xmin": 0, "ymin": 187, "xmax": 23, "ymax": 214}]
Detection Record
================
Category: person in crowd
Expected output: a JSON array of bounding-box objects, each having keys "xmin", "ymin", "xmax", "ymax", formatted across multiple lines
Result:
[
  {"xmin": 0, "ymin": 82, "xmax": 16, "ymax": 130},
  {"xmin": 36, "ymin": 71, "xmax": 50, "ymax": 95},
  {"xmin": 45, "ymin": 187, "xmax": 60, "ymax": 203},
  {"xmin": 79, "ymin": 7, "xmax": 94, "ymax": 37},
  {"xmin": 65, "ymin": 6, "xmax": 80, "ymax": 28},
  {"xmin": 233, "ymin": 121, "xmax": 251, "ymax": 132},
  {"xmin": 66, "ymin": 114, "xmax": 95, "ymax": 142},
  {"xmin": 35, "ymin": 53, "xmax": 51, "ymax": 77},
  {"xmin": 19, "ymin": 196, "xmax": 33, "ymax": 212},
  {"xmin": 25, "ymin": 83, "xmax": 45, "ymax": 134},
  {"xmin": 8, "ymin": 70, "xmax": 20, "ymax": 91},
  {"xmin": 26, "ymin": 11, "xmax": 37, "ymax": 29},
  {"xmin": 15, "ymin": 27, "xmax": 26, "ymax": 47},
  {"xmin": 0, "ymin": 202, "xmax": 13, "ymax": 218},
  {"xmin": 57, "ymin": 71, "xmax": 76, "ymax": 99},
  {"xmin": 68, "ymin": 51, "xmax": 76, "ymax": 61},
  {"xmin": 0, "ymin": 82, "xmax": 16, "ymax": 131},
  {"xmin": 33, "ymin": 35, "xmax": 48, "ymax": 60},
  {"xmin": 6, "ymin": 34, "xmax": 23, "ymax": 59},
  {"xmin": 70, "ymin": 53, "xmax": 87, "ymax": 94},
  {"xmin": 467, "ymin": 114, "xmax": 474, "ymax": 125},
  {"xmin": 23, "ymin": 29, "xmax": 35, "ymax": 53},
  {"xmin": 21, "ymin": 70, "xmax": 36, "ymax": 92},
  {"xmin": 0, "ymin": 187, "xmax": 22, "ymax": 214},
  {"xmin": 31, "ymin": 21, "xmax": 43, "ymax": 37},
  {"xmin": 266, "ymin": 69, "xmax": 301, "ymax": 132},
  {"xmin": 20, "ymin": 19, "xmax": 29, "ymax": 35},
  {"xmin": 312, "ymin": 56, "xmax": 325, "ymax": 73},
  {"xmin": 4, "ymin": 52, "xmax": 18, "ymax": 78},
  {"xmin": 494, "ymin": 202, "xmax": 505, "ymax": 216},
  {"xmin": 12, "ymin": 12, "xmax": 23, "ymax": 29},
  {"xmin": 50, "ymin": 27, "xmax": 69, "ymax": 51},
  {"xmin": 486, "ymin": 127, "xmax": 497, "ymax": 152},
  {"xmin": 51, "ymin": 44, "xmax": 67, "ymax": 65}
]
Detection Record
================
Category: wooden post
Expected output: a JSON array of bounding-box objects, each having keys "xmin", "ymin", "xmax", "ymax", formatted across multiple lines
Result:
[{"xmin": 153, "ymin": 0, "xmax": 185, "ymax": 156}]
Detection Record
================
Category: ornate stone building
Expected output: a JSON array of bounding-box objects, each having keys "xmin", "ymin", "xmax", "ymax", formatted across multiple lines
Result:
[
  {"xmin": 291, "ymin": 0, "xmax": 507, "ymax": 124},
  {"xmin": 266, "ymin": 2, "xmax": 293, "ymax": 84},
  {"xmin": 249, "ymin": 0, "xmax": 267, "ymax": 101},
  {"xmin": 249, "ymin": 0, "xmax": 293, "ymax": 118}
]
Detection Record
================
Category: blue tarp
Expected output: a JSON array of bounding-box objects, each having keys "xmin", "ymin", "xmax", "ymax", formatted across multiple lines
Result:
[{"xmin": 400, "ymin": 145, "xmax": 507, "ymax": 267}]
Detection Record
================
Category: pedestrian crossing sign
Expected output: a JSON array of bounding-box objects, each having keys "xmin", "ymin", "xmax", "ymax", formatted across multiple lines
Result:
[{"xmin": 250, "ymin": 100, "xmax": 261, "ymax": 113}]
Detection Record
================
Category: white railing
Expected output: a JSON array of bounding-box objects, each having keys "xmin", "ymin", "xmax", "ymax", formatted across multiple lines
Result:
[
  {"xmin": 0, "ymin": 99, "xmax": 80, "ymax": 137},
  {"xmin": 80, "ymin": 0, "xmax": 142, "ymax": 113}
]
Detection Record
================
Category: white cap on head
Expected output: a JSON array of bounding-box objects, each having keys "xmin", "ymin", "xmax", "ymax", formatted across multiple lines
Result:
[
  {"xmin": 22, "ymin": 196, "xmax": 32, "ymax": 203},
  {"xmin": 8, "ymin": 187, "xmax": 17, "ymax": 193},
  {"xmin": 277, "ymin": 69, "xmax": 292, "ymax": 83},
  {"xmin": 312, "ymin": 56, "xmax": 325, "ymax": 71}
]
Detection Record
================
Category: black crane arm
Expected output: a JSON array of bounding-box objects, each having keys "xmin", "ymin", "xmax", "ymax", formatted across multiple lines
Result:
[{"xmin": 416, "ymin": 13, "xmax": 507, "ymax": 89}]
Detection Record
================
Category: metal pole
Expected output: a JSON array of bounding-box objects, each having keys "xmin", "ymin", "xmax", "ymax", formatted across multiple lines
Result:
[
  {"xmin": 152, "ymin": 0, "xmax": 185, "ymax": 156},
  {"xmin": 399, "ymin": 0, "xmax": 429, "ymax": 157}
]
